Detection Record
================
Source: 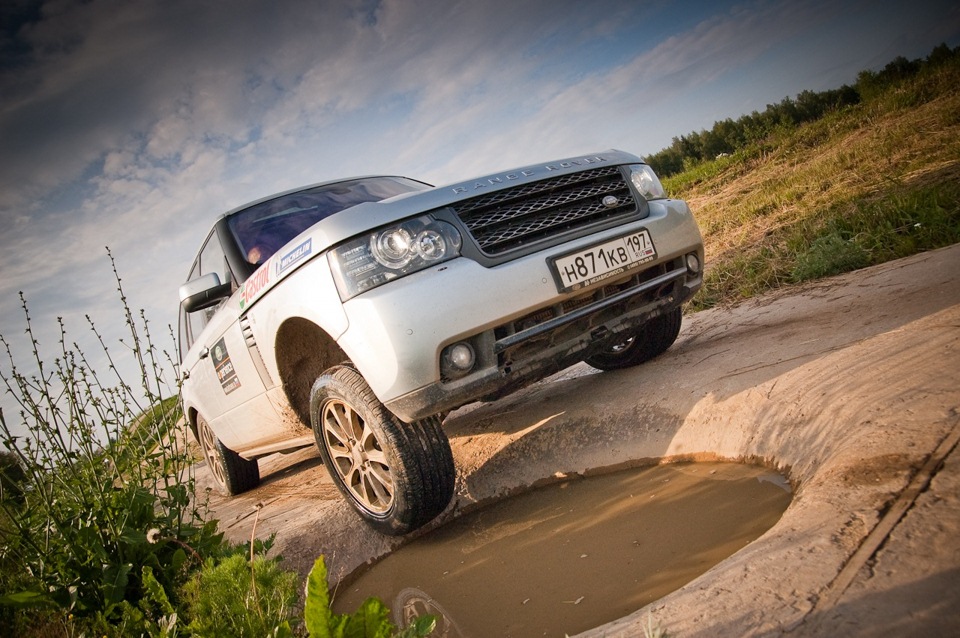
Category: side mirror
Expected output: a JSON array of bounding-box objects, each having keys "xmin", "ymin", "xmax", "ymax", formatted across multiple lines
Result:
[{"xmin": 179, "ymin": 273, "xmax": 232, "ymax": 313}]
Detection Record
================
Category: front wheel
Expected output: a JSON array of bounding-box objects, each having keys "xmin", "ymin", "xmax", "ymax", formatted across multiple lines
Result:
[
  {"xmin": 585, "ymin": 306, "xmax": 683, "ymax": 371},
  {"xmin": 196, "ymin": 414, "xmax": 260, "ymax": 495},
  {"xmin": 309, "ymin": 366, "xmax": 455, "ymax": 536}
]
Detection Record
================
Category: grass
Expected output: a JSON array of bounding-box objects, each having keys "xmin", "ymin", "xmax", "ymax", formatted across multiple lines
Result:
[{"xmin": 665, "ymin": 59, "xmax": 960, "ymax": 310}]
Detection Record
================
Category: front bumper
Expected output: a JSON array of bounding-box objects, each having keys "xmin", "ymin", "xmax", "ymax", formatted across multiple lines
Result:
[{"xmin": 336, "ymin": 198, "xmax": 703, "ymax": 422}]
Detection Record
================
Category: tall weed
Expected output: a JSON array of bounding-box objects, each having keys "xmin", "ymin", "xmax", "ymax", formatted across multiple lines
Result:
[{"xmin": 0, "ymin": 254, "xmax": 221, "ymax": 635}]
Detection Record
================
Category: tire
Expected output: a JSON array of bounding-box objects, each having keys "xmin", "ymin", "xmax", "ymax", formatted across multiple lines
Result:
[
  {"xmin": 309, "ymin": 366, "xmax": 455, "ymax": 536},
  {"xmin": 585, "ymin": 306, "xmax": 683, "ymax": 371},
  {"xmin": 196, "ymin": 414, "xmax": 260, "ymax": 495}
]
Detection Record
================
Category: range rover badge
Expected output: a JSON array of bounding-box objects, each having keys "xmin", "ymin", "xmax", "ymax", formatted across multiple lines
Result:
[{"xmin": 602, "ymin": 195, "xmax": 619, "ymax": 208}]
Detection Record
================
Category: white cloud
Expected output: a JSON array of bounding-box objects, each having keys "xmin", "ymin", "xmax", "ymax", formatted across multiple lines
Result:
[{"xmin": 1, "ymin": 0, "xmax": 957, "ymax": 421}]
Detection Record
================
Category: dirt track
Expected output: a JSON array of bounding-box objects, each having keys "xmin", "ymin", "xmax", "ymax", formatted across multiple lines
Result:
[{"xmin": 199, "ymin": 243, "xmax": 960, "ymax": 636}]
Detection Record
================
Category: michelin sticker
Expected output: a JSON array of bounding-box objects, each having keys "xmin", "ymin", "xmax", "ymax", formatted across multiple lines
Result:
[{"xmin": 277, "ymin": 238, "xmax": 312, "ymax": 276}]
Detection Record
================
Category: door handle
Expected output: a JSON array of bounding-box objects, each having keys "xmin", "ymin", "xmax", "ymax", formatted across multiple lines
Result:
[{"xmin": 198, "ymin": 347, "xmax": 210, "ymax": 360}]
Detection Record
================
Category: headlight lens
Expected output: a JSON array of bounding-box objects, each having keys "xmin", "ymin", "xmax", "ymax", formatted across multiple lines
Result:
[
  {"xmin": 329, "ymin": 216, "xmax": 462, "ymax": 299},
  {"xmin": 374, "ymin": 227, "xmax": 415, "ymax": 268},
  {"xmin": 629, "ymin": 164, "xmax": 667, "ymax": 200}
]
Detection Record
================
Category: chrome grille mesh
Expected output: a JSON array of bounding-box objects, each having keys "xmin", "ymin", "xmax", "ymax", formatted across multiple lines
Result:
[{"xmin": 452, "ymin": 166, "xmax": 635, "ymax": 254}]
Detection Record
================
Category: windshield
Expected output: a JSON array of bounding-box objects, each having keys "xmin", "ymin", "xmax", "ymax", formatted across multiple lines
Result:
[{"xmin": 227, "ymin": 177, "xmax": 427, "ymax": 266}]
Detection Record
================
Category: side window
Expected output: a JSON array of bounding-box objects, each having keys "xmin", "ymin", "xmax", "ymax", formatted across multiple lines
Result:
[
  {"xmin": 183, "ymin": 229, "xmax": 232, "ymax": 352},
  {"xmin": 198, "ymin": 228, "xmax": 230, "ymax": 286}
]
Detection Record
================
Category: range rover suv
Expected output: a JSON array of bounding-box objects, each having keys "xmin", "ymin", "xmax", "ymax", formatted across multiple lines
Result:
[{"xmin": 178, "ymin": 150, "xmax": 704, "ymax": 535}]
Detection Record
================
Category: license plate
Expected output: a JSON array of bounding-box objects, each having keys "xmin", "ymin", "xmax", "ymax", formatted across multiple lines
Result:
[{"xmin": 549, "ymin": 229, "xmax": 657, "ymax": 293}]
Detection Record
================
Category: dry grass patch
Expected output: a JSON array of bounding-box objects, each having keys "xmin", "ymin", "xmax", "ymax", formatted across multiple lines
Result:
[{"xmin": 666, "ymin": 63, "xmax": 960, "ymax": 310}]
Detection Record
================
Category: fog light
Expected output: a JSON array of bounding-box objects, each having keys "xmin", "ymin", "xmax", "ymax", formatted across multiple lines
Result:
[
  {"xmin": 442, "ymin": 342, "xmax": 476, "ymax": 378},
  {"xmin": 449, "ymin": 343, "xmax": 475, "ymax": 370},
  {"xmin": 686, "ymin": 252, "xmax": 701, "ymax": 274}
]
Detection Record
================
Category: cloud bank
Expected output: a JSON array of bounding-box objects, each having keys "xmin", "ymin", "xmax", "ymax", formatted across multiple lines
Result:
[{"xmin": 0, "ymin": 0, "xmax": 956, "ymax": 406}]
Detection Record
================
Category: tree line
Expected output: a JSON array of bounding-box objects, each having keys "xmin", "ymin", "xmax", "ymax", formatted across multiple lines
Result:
[{"xmin": 646, "ymin": 43, "xmax": 960, "ymax": 178}]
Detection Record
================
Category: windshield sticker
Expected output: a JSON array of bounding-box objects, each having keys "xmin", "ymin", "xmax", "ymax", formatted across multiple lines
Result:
[
  {"xmin": 276, "ymin": 238, "xmax": 312, "ymax": 276},
  {"xmin": 212, "ymin": 337, "xmax": 241, "ymax": 394}
]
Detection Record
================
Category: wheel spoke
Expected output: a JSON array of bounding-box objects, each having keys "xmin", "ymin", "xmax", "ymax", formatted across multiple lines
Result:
[
  {"xmin": 359, "ymin": 423, "xmax": 389, "ymax": 464},
  {"xmin": 367, "ymin": 462, "xmax": 394, "ymax": 495},
  {"xmin": 323, "ymin": 404, "xmax": 351, "ymax": 446},
  {"xmin": 324, "ymin": 422, "xmax": 350, "ymax": 451},
  {"xmin": 343, "ymin": 462, "xmax": 363, "ymax": 490},
  {"xmin": 328, "ymin": 446, "xmax": 353, "ymax": 463},
  {"xmin": 362, "ymin": 469, "xmax": 393, "ymax": 508},
  {"xmin": 332, "ymin": 455, "xmax": 358, "ymax": 483},
  {"xmin": 364, "ymin": 446, "xmax": 389, "ymax": 467}
]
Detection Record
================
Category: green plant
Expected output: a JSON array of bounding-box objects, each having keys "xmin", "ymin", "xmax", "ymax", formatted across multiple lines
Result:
[
  {"xmin": 180, "ymin": 548, "xmax": 300, "ymax": 637},
  {"xmin": 791, "ymin": 232, "xmax": 870, "ymax": 281},
  {"xmin": 0, "ymin": 253, "xmax": 221, "ymax": 635},
  {"xmin": 304, "ymin": 556, "xmax": 436, "ymax": 638},
  {"xmin": 76, "ymin": 565, "xmax": 183, "ymax": 638}
]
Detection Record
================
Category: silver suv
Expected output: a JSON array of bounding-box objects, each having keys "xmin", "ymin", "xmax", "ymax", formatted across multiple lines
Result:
[{"xmin": 178, "ymin": 150, "xmax": 703, "ymax": 535}]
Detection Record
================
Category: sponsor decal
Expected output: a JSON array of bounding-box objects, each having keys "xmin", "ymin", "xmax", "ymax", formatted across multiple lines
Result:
[
  {"xmin": 240, "ymin": 263, "xmax": 271, "ymax": 309},
  {"xmin": 211, "ymin": 337, "xmax": 241, "ymax": 395},
  {"xmin": 276, "ymin": 238, "xmax": 312, "ymax": 276}
]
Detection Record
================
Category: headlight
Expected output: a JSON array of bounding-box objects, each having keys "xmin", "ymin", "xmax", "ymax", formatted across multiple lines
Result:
[
  {"xmin": 329, "ymin": 215, "xmax": 462, "ymax": 299},
  {"xmin": 628, "ymin": 164, "xmax": 667, "ymax": 201}
]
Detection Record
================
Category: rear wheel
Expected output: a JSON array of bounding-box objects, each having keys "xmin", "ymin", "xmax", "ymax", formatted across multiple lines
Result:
[
  {"xmin": 310, "ymin": 366, "xmax": 455, "ymax": 536},
  {"xmin": 196, "ymin": 414, "xmax": 260, "ymax": 495},
  {"xmin": 585, "ymin": 306, "xmax": 683, "ymax": 371}
]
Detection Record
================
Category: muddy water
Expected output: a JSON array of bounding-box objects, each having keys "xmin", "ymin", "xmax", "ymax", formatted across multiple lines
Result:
[{"xmin": 333, "ymin": 462, "xmax": 791, "ymax": 637}]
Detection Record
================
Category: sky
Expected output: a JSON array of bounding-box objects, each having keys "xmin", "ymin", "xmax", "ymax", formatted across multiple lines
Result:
[{"xmin": 1, "ymin": 0, "xmax": 958, "ymax": 418}]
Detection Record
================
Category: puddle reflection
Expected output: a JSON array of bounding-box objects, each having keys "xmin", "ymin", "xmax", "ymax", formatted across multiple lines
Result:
[{"xmin": 334, "ymin": 462, "xmax": 791, "ymax": 637}]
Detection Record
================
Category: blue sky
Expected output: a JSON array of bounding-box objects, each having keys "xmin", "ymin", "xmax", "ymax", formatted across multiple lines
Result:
[{"xmin": 1, "ymin": 0, "xmax": 958, "ymax": 413}]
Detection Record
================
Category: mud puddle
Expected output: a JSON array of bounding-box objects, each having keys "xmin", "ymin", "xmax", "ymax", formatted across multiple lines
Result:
[{"xmin": 333, "ymin": 461, "xmax": 791, "ymax": 637}]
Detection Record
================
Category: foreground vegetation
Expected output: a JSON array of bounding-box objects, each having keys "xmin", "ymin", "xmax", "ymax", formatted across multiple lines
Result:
[
  {"xmin": 1, "ymin": 46, "xmax": 957, "ymax": 636},
  {"xmin": 0, "ymin": 263, "xmax": 433, "ymax": 636},
  {"xmin": 656, "ymin": 44, "xmax": 960, "ymax": 309}
]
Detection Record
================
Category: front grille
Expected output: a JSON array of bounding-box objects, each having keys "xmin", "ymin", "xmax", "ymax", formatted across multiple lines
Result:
[{"xmin": 452, "ymin": 166, "xmax": 636, "ymax": 254}]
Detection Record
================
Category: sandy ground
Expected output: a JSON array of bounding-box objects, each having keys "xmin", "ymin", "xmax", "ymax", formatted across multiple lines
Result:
[{"xmin": 197, "ymin": 243, "xmax": 960, "ymax": 636}]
